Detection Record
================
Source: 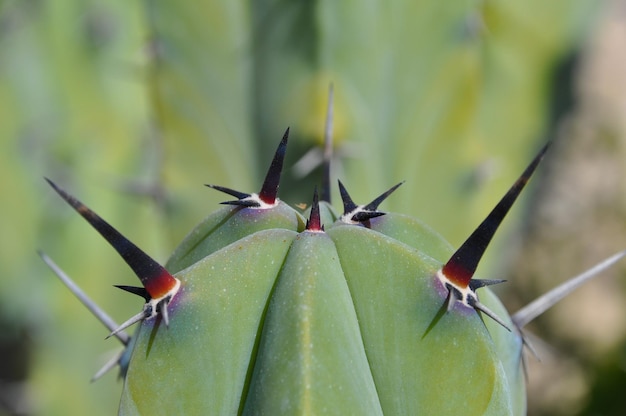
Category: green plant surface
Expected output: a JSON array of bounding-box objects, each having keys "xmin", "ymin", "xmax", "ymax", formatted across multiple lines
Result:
[
  {"xmin": 117, "ymin": 208, "xmax": 523, "ymax": 415},
  {"xmin": 0, "ymin": 0, "xmax": 619, "ymax": 415},
  {"xmin": 120, "ymin": 229, "xmax": 297, "ymax": 415}
]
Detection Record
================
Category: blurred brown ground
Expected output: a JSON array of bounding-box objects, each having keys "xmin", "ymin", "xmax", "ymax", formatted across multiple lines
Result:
[{"xmin": 503, "ymin": 1, "xmax": 626, "ymax": 414}]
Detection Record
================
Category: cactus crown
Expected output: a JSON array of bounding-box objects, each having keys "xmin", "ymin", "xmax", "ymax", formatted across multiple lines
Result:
[{"xmin": 42, "ymin": 102, "xmax": 625, "ymax": 414}]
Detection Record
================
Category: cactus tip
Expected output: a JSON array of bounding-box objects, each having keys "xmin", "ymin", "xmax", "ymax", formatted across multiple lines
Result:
[{"xmin": 305, "ymin": 187, "xmax": 324, "ymax": 232}]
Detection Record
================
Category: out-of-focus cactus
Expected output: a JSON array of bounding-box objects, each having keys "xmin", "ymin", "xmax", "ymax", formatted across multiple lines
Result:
[{"xmin": 43, "ymin": 132, "xmax": 625, "ymax": 414}]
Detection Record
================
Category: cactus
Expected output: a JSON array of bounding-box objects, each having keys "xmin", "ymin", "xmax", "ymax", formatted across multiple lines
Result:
[{"xmin": 42, "ymin": 126, "xmax": 625, "ymax": 415}]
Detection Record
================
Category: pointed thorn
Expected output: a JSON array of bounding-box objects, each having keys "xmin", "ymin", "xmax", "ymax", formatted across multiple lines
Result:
[
  {"xmin": 339, "ymin": 180, "xmax": 403, "ymax": 225},
  {"xmin": 469, "ymin": 279, "xmax": 507, "ymax": 291},
  {"xmin": 473, "ymin": 301, "xmax": 511, "ymax": 331},
  {"xmin": 441, "ymin": 143, "xmax": 550, "ymax": 288},
  {"xmin": 206, "ymin": 184, "xmax": 260, "ymax": 207},
  {"xmin": 91, "ymin": 350, "xmax": 124, "ymax": 382},
  {"xmin": 306, "ymin": 187, "xmax": 324, "ymax": 232},
  {"xmin": 205, "ymin": 184, "xmax": 251, "ymax": 200},
  {"xmin": 520, "ymin": 351, "xmax": 530, "ymax": 381},
  {"xmin": 338, "ymin": 180, "xmax": 358, "ymax": 213},
  {"xmin": 446, "ymin": 286, "xmax": 459, "ymax": 312},
  {"xmin": 512, "ymin": 249, "xmax": 626, "ymax": 328},
  {"xmin": 352, "ymin": 211, "xmax": 387, "ymax": 223},
  {"xmin": 321, "ymin": 83, "xmax": 334, "ymax": 204},
  {"xmin": 520, "ymin": 330, "xmax": 541, "ymax": 362},
  {"xmin": 115, "ymin": 285, "xmax": 150, "ymax": 301},
  {"xmin": 45, "ymin": 178, "xmax": 179, "ymax": 300},
  {"xmin": 160, "ymin": 301, "xmax": 170, "ymax": 328},
  {"xmin": 106, "ymin": 310, "xmax": 147, "ymax": 340},
  {"xmin": 514, "ymin": 329, "xmax": 544, "ymax": 380},
  {"xmin": 258, "ymin": 128, "xmax": 289, "ymax": 205},
  {"xmin": 38, "ymin": 250, "xmax": 130, "ymax": 345},
  {"xmin": 219, "ymin": 199, "xmax": 261, "ymax": 208},
  {"xmin": 363, "ymin": 181, "xmax": 404, "ymax": 211}
]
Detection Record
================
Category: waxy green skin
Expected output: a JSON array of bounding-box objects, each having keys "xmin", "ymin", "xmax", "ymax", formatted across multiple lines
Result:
[
  {"xmin": 165, "ymin": 202, "xmax": 305, "ymax": 274},
  {"xmin": 119, "ymin": 202, "xmax": 525, "ymax": 415}
]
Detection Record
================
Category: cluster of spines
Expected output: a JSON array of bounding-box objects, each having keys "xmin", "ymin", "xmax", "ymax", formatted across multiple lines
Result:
[
  {"xmin": 53, "ymin": 128, "xmax": 501, "ymax": 317},
  {"xmin": 45, "ymin": 179, "xmax": 181, "ymax": 331},
  {"xmin": 42, "ymin": 93, "xmax": 626, "ymax": 383},
  {"xmin": 206, "ymin": 128, "xmax": 289, "ymax": 208},
  {"xmin": 338, "ymin": 180, "xmax": 404, "ymax": 226}
]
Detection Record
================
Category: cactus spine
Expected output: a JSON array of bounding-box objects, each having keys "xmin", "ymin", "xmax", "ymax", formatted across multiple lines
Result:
[{"xmin": 43, "ymin": 130, "xmax": 625, "ymax": 415}]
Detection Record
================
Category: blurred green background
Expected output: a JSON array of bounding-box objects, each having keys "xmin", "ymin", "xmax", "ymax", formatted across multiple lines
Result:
[{"xmin": 1, "ymin": 0, "xmax": 625, "ymax": 415}]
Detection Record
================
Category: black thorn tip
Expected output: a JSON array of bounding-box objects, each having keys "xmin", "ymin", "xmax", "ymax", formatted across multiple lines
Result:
[
  {"xmin": 338, "ymin": 180, "xmax": 357, "ymax": 213},
  {"xmin": 220, "ymin": 200, "xmax": 261, "ymax": 208},
  {"xmin": 468, "ymin": 279, "xmax": 507, "ymax": 291},
  {"xmin": 205, "ymin": 184, "xmax": 251, "ymax": 200},
  {"xmin": 363, "ymin": 181, "xmax": 404, "ymax": 211},
  {"xmin": 352, "ymin": 211, "xmax": 386, "ymax": 222},
  {"xmin": 115, "ymin": 285, "xmax": 151, "ymax": 301},
  {"xmin": 306, "ymin": 187, "xmax": 324, "ymax": 231},
  {"xmin": 258, "ymin": 127, "xmax": 289, "ymax": 205},
  {"xmin": 442, "ymin": 143, "xmax": 549, "ymax": 288},
  {"xmin": 45, "ymin": 178, "xmax": 177, "ymax": 299}
]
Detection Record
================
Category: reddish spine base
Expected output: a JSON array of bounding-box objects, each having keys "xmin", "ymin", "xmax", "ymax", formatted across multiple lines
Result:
[{"xmin": 144, "ymin": 270, "xmax": 179, "ymax": 299}]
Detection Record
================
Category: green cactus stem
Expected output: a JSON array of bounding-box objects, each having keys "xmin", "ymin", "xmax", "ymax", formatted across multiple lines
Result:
[{"xmin": 42, "ymin": 129, "xmax": 626, "ymax": 415}]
